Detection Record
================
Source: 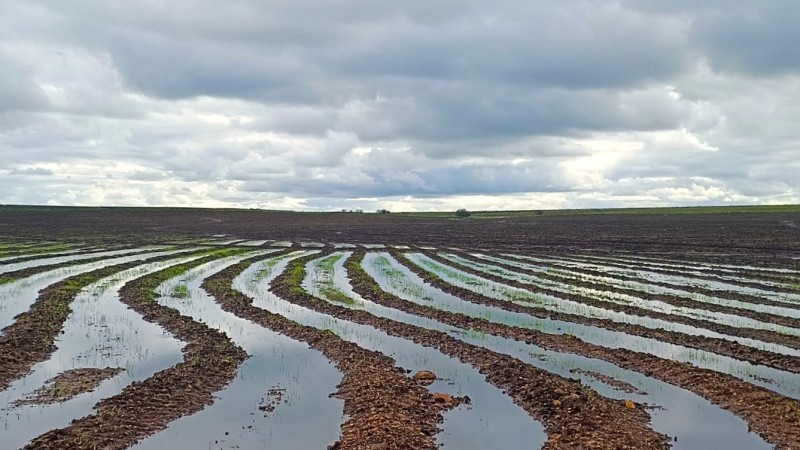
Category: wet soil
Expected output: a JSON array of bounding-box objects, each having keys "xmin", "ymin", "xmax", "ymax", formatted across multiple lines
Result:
[{"xmin": 13, "ymin": 367, "xmax": 124, "ymax": 406}]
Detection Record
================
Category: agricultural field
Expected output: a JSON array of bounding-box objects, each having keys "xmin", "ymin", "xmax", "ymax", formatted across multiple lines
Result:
[{"xmin": 1, "ymin": 207, "xmax": 800, "ymax": 449}]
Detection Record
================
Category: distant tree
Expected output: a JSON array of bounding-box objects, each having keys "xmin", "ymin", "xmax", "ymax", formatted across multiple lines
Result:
[
  {"xmin": 377, "ymin": 209, "xmax": 391, "ymax": 215},
  {"xmin": 454, "ymin": 208, "xmax": 471, "ymax": 219}
]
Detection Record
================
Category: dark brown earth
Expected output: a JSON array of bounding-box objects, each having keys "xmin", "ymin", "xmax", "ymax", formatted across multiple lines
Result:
[
  {"xmin": 2, "ymin": 206, "xmax": 800, "ymax": 254},
  {"xmin": 13, "ymin": 367, "xmax": 124, "ymax": 406}
]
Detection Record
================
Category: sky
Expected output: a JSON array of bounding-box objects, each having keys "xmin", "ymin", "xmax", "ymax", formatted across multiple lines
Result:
[{"xmin": 1, "ymin": 1, "xmax": 799, "ymax": 212}]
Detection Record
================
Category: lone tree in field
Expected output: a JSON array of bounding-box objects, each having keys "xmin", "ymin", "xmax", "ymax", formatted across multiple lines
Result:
[{"xmin": 454, "ymin": 208, "xmax": 471, "ymax": 219}]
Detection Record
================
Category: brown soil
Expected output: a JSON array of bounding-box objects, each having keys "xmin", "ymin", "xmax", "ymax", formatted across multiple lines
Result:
[{"xmin": 13, "ymin": 367, "xmax": 124, "ymax": 406}]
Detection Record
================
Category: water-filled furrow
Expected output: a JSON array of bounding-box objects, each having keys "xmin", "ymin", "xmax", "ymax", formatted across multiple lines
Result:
[
  {"xmin": 234, "ymin": 240, "xmax": 270, "ymax": 247},
  {"xmin": 412, "ymin": 253, "xmax": 800, "ymax": 358},
  {"xmin": 441, "ymin": 253, "xmax": 800, "ymax": 338},
  {"xmin": 0, "ymin": 247, "xmax": 167, "ymax": 274},
  {"xmin": 239, "ymin": 253, "xmax": 548, "ymax": 450},
  {"xmin": 578, "ymin": 253, "xmax": 800, "ymax": 279},
  {"xmin": 567, "ymin": 254, "xmax": 800, "ymax": 291},
  {"xmin": 0, "ymin": 247, "xmax": 203, "ymax": 334},
  {"xmin": 131, "ymin": 251, "xmax": 344, "ymax": 450},
  {"xmin": 0, "ymin": 245, "xmax": 81, "ymax": 261},
  {"xmin": 0, "ymin": 253, "xmax": 212, "ymax": 449},
  {"xmin": 398, "ymin": 253, "xmax": 800, "ymax": 398},
  {"xmin": 0, "ymin": 249, "xmax": 90, "ymax": 266},
  {"xmin": 479, "ymin": 253, "xmax": 800, "ymax": 320},
  {"xmin": 355, "ymin": 252, "xmax": 772, "ymax": 449},
  {"xmin": 548, "ymin": 254, "xmax": 800, "ymax": 305},
  {"xmin": 505, "ymin": 253, "xmax": 800, "ymax": 309}
]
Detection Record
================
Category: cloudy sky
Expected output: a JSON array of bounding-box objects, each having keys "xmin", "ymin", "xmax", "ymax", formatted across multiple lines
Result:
[{"xmin": 2, "ymin": 1, "xmax": 799, "ymax": 211}]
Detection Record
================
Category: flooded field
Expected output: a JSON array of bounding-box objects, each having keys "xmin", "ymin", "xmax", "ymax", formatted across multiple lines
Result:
[{"xmin": 1, "ymin": 208, "xmax": 800, "ymax": 449}]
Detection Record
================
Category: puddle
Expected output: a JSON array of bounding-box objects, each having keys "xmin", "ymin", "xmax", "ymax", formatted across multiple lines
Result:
[
  {"xmin": 132, "ymin": 251, "xmax": 343, "ymax": 450},
  {"xmin": 388, "ymin": 254, "xmax": 800, "ymax": 399},
  {"xmin": 0, "ymin": 253, "xmax": 211, "ymax": 448},
  {"xmin": 236, "ymin": 253, "xmax": 547, "ymax": 450},
  {"xmin": 0, "ymin": 248, "xmax": 203, "ymax": 334}
]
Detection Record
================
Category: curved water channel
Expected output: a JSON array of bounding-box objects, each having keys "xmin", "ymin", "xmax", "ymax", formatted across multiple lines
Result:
[
  {"xmin": 0, "ymin": 247, "xmax": 203, "ymax": 334},
  {"xmin": 239, "ymin": 251, "xmax": 548, "ymax": 450},
  {"xmin": 439, "ymin": 253, "xmax": 800, "ymax": 339},
  {"xmin": 414, "ymin": 254, "xmax": 800, "ymax": 358},
  {"xmin": 132, "ymin": 250, "xmax": 345, "ymax": 450},
  {"xmin": 332, "ymin": 252, "xmax": 772, "ymax": 450},
  {"xmin": 396, "ymin": 253, "xmax": 800, "ymax": 400},
  {"xmin": 0, "ymin": 252, "xmax": 211, "ymax": 449},
  {"xmin": 474, "ymin": 253, "xmax": 800, "ymax": 320},
  {"xmin": 510, "ymin": 254, "xmax": 800, "ymax": 306},
  {"xmin": 0, "ymin": 247, "xmax": 167, "ymax": 274}
]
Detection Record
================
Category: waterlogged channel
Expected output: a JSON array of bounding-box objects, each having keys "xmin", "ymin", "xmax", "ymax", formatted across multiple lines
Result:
[
  {"xmin": 477, "ymin": 253, "xmax": 800, "ymax": 320},
  {"xmin": 333, "ymin": 252, "xmax": 772, "ymax": 450},
  {"xmin": 440, "ymin": 253, "xmax": 800, "ymax": 339},
  {"xmin": 0, "ymin": 247, "xmax": 167, "ymax": 274},
  {"xmin": 413, "ymin": 253, "xmax": 800, "ymax": 357},
  {"xmin": 0, "ymin": 247, "xmax": 203, "ymax": 333},
  {"xmin": 0, "ymin": 253, "xmax": 211, "ymax": 449},
  {"xmin": 397, "ymin": 253, "xmax": 800, "ymax": 399},
  {"xmin": 238, "ymin": 252, "xmax": 548, "ymax": 450},
  {"xmin": 514, "ymin": 253, "xmax": 800, "ymax": 306},
  {"xmin": 132, "ymin": 250, "xmax": 344, "ymax": 450},
  {"xmin": 573, "ymin": 253, "xmax": 800, "ymax": 287}
]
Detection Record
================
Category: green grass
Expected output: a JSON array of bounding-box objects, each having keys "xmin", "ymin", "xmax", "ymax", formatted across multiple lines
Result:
[{"xmin": 172, "ymin": 284, "xmax": 190, "ymax": 298}]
